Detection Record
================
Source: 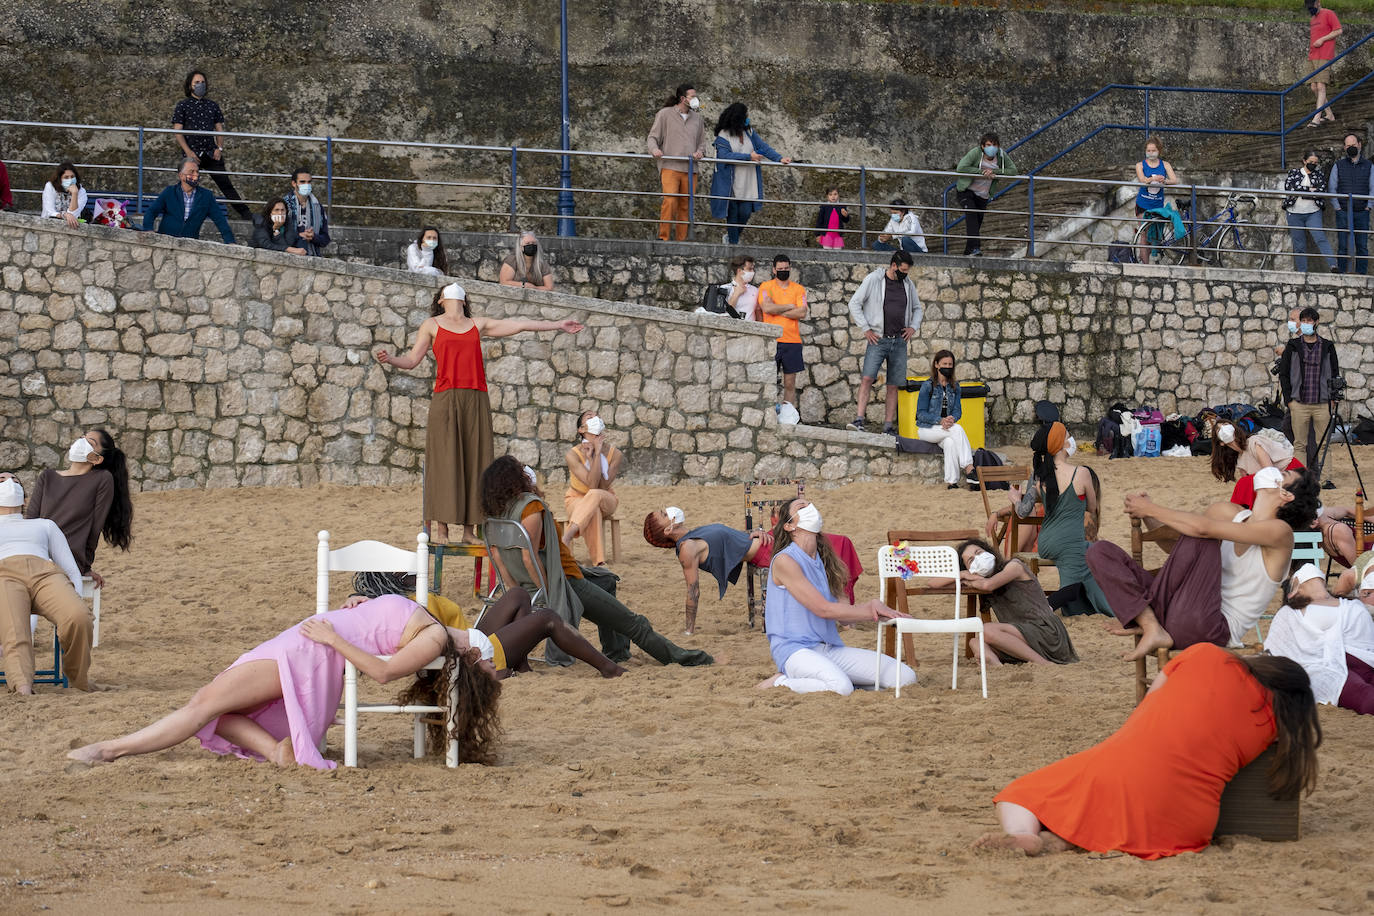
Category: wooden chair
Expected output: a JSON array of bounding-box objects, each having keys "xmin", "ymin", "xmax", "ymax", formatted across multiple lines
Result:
[
  {"xmin": 1353, "ymin": 493, "xmax": 1374, "ymax": 555},
  {"xmin": 976, "ymin": 465, "xmax": 1031, "ymax": 547},
  {"xmin": 875, "ymin": 545, "xmax": 987, "ymax": 698},
  {"xmin": 744, "ymin": 478, "xmax": 805, "ymax": 628},
  {"xmin": 316, "ymin": 530, "xmax": 459, "ymax": 768},
  {"xmin": 558, "ymin": 514, "xmax": 623, "ymax": 565},
  {"xmin": 1128, "ymin": 517, "xmax": 1181, "ymax": 703}
]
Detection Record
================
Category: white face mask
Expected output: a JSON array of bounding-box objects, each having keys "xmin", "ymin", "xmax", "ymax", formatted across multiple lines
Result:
[
  {"xmin": 687, "ymin": 97, "xmax": 700, "ymax": 110},
  {"xmin": 665, "ymin": 506, "xmax": 685, "ymax": 526},
  {"xmin": 969, "ymin": 551, "xmax": 996, "ymax": 577},
  {"xmin": 296, "ymin": 182, "xmax": 312, "ymax": 197},
  {"xmin": 1287, "ymin": 320, "xmax": 1298, "ymax": 335},
  {"xmin": 1066, "ymin": 436, "xmax": 1077, "ymax": 456},
  {"xmin": 740, "ymin": 269, "xmax": 755, "ymax": 283},
  {"xmin": 584, "ymin": 416, "xmax": 605, "ymax": 436},
  {"xmin": 271, "ymin": 212, "xmax": 285, "ymax": 225},
  {"xmin": 61, "ymin": 176, "xmax": 76, "ymax": 189},
  {"xmin": 793, "ymin": 503, "xmax": 823, "ymax": 533},
  {"xmin": 1216, "ymin": 424, "xmax": 1236, "ymax": 445},
  {"xmin": 422, "ymin": 238, "xmax": 438, "ymax": 250},
  {"xmin": 0, "ymin": 478, "xmax": 24, "ymax": 508},
  {"xmin": 67, "ymin": 437, "xmax": 95, "ymax": 464}
]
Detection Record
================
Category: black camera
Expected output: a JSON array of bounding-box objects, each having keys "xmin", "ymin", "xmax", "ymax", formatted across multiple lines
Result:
[{"xmin": 1331, "ymin": 375, "xmax": 1347, "ymax": 400}]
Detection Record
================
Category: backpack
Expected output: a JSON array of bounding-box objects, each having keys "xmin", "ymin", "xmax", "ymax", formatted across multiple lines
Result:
[
  {"xmin": 1107, "ymin": 244, "xmax": 1137, "ymax": 264},
  {"xmin": 971, "ymin": 448, "xmax": 1008, "ymax": 487},
  {"xmin": 1160, "ymin": 417, "xmax": 1190, "ymax": 451},
  {"xmin": 699, "ymin": 283, "xmax": 741, "ymax": 319},
  {"xmin": 1095, "ymin": 409, "xmax": 1133, "ymax": 459}
]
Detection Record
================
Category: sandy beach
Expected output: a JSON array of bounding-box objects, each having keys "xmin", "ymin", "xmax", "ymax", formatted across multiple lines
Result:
[{"xmin": 3, "ymin": 446, "xmax": 1373, "ymax": 914}]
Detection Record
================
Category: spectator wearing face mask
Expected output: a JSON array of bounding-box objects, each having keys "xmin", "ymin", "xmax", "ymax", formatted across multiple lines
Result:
[
  {"xmin": 647, "ymin": 83, "xmax": 707, "ymax": 242},
  {"xmin": 709, "ymin": 102, "xmax": 791, "ymax": 245},
  {"xmin": 847, "ymin": 250, "xmax": 922, "ymax": 435},
  {"xmin": 41, "ymin": 161, "xmax": 89, "ymax": 228},
  {"xmin": 172, "ymin": 69, "xmax": 252, "ymax": 220},
  {"xmin": 284, "ymin": 167, "xmax": 330, "ymax": 256},
  {"xmin": 1329, "ymin": 134, "xmax": 1371, "ymax": 274},
  {"xmin": 1277, "ymin": 307, "xmax": 1340, "ymax": 468},
  {"xmin": 251, "ymin": 197, "xmax": 305, "ymax": 254},
  {"xmin": 1284, "ymin": 150, "xmax": 1337, "ymax": 273},
  {"xmin": 954, "ymin": 132, "xmax": 1017, "ymax": 257},
  {"xmin": 915, "ymin": 350, "xmax": 975, "ymax": 488},
  {"xmin": 142, "ymin": 158, "xmax": 236, "ymax": 243},
  {"xmin": 24, "ymin": 430, "xmax": 133, "ymax": 588},
  {"xmin": 758, "ymin": 254, "xmax": 808, "ymax": 413},
  {"xmin": 722, "ymin": 255, "xmax": 759, "ymax": 321},
  {"xmin": 498, "ymin": 231, "xmax": 554, "ymax": 290},
  {"xmin": 406, "ymin": 226, "xmax": 448, "ymax": 277},
  {"xmin": 563, "ymin": 410, "xmax": 623, "ymax": 568},
  {"xmin": 872, "ymin": 198, "xmax": 927, "ymax": 253}
]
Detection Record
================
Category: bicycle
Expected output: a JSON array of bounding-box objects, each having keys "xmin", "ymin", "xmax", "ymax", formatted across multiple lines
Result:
[{"xmin": 1194, "ymin": 192, "xmax": 1268, "ymax": 269}]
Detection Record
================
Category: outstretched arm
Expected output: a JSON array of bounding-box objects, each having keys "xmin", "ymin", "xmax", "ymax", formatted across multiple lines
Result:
[
  {"xmin": 680, "ymin": 551, "xmax": 701, "ymax": 634},
  {"xmin": 772, "ymin": 554, "xmax": 907, "ymax": 623},
  {"xmin": 475, "ymin": 316, "xmax": 583, "ymax": 339},
  {"xmin": 1124, "ymin": 493, "xmax": 1291, "ymax": 549},
  {"xmin": 300, "ymin": 617, "xmax": 447, "ymax": 683},
  {"xmin": 376, "ymin": 318, "xmax": 435, "ymax": 370}
]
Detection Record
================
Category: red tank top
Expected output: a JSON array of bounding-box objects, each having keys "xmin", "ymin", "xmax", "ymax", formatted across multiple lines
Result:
[{"xmin": 432, "ymin": 323, "xmax": 487, "ymax": 393}]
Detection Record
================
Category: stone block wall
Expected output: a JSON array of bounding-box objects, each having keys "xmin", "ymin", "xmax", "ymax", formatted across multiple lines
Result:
[{"xmin": 0, "ymin": 213, "xmax": 942, "ymax": 491}]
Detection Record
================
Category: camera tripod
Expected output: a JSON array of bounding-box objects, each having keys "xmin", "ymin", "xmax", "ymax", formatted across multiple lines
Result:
[{"xmin": 1314, "ymin": 397, "xmax": 1367, "ymax": 498}]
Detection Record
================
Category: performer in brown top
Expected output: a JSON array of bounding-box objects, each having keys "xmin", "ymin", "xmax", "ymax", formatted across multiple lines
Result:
[{"xmin": 25, "ymin": 429, "xmax": 133, "ymax": 586}]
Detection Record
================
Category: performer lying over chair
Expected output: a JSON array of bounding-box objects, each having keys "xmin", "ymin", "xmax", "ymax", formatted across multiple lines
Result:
[{"xmin": 1264, "ymin": 563, "xmax": 1374, "ymax": 715}]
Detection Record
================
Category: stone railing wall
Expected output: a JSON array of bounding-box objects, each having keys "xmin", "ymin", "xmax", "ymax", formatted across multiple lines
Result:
[{"xmin": 0, "ymin": 213, "xmax": 942, "ymax": 492}]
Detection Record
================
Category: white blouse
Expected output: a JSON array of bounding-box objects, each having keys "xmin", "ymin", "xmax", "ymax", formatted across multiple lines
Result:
[
  {"xmin": 406, "ymin": 243, "xmax": 444, "ymax": 276},
  {"xmin": 42, "ymin": 182, "xmax": 89, "ymax": 219}
]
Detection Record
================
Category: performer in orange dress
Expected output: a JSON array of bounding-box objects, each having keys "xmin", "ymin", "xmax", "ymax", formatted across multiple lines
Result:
[{"xmin": 975, "ymin": 643, "xmax": 1322, "ymax": 858}]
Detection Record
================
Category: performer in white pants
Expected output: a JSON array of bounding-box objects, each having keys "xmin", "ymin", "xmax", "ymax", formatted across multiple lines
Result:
[
  {"xmin": 757, "ymin": 496, "xmax": 916, "ymax": 695},
  {"xmin": 915, "ymin": 349, "xmax": 974, "ymax": 488}
]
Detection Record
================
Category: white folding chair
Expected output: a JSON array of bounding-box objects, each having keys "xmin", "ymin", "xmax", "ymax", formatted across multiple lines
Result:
[
  {"xmin": 315, "ymin": 529, "xmax": 459, "ymax": 768},
  {"xmin": 82, "ymin": 577, "xmax": 102, "ymax": 647},
  {"xmin": 875, "ymin": 545, "xmax": 987, "ymax": 698}
]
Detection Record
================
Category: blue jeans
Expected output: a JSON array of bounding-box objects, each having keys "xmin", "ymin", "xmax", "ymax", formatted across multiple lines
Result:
[
  {"xmin": 872, "ymin": 237, "xmax": 923, "ymax": 253},
  {"xmin": 1335, "ymin": 208, "xmax": 1370, "ymax": 274},
  {"xmin": 1286, "ymin": 209, "xmax": 1335, "ymax": 272},
  {"xmin": 861, "ymin": 336, "xmax": 908, "ymax": 384},
  {"xmin": 726, "ymin": 199, "xmax": 753, "ymax": 245}
]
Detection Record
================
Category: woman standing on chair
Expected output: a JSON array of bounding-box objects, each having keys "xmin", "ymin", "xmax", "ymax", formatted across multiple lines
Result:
[
  {"xmin": 974, "ymin": 644, "xmax": 1320, "ymax": 858},
  {"xmin": 25, "ymin": 429, "xmax": 133, "ymax": 588},
  {"xmin": 915, "ymin": 350, "xmax": 975, "ymax": 489},
  {"xmin": 955, "ymin": 539, "xmax": 1078, "ymax": 666},
  {"xmin": 67, "ymin": 593, "xmax": 517, "ymax": 769},
  {"xmin": 755, "ymin": 497, "xmax": 915, "ymax": 695},
  {"xmin": 563, "ymin": 410, "xmax": 624, "ymax": 567},
  {"xmin": 376, "ymin": 283, "xmax": 583, "ymax": 545}
]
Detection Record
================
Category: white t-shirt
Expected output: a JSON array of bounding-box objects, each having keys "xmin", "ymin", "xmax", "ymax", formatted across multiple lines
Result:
[
  {"xmin": 467, "ymin": 628, "xmax": 495, "ymax": 662},
  {"xmin": 0, "ymin": 515, "xmax": 82, "ymax": 592},
  {"xmin": 724, "ymin": 281, "xmax": 759, "ymax": 321}
]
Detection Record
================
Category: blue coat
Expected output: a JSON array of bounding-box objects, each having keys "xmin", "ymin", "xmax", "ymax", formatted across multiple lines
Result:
[
  {"xmin": 142, "ymin": 183, "xmax": 236, "ymax": 243},
  {"xmin": 709, "ymin": 130, "xmax": 782, "ymax": 220},
  {"xmin": 916, "ymin": 380, "xmax": 962, "ymax": 427}
]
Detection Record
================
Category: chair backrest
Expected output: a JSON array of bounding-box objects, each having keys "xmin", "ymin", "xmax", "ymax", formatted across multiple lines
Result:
[
  {"xmin": 878, "ymin": 544, "xmax": 961, "ymax": 615},
  {"xmin": 482, "ymin": 517, "xmax": 549, "ymax": 608},
  {"xmin": 316, "ymin": 530, "xmax": 429, "ymax": 615},
  {"xmin": 1130, "ymin": 518, "xmax": 1180, "ymax": 568},
  {"xmin": 1290, "ymin": 530, "xmax": 1325, "ymax": 568},
  {"xmin": 1356, "ymin": 494, "xmax": 1374, "ymax": 553},
  {"xmin": 887, "ymin": 529, "xmax": 981, "ymax": 547},
  {"xmin": 976, "ymin": 465, "xmax": 1030, "ymax": 520}
]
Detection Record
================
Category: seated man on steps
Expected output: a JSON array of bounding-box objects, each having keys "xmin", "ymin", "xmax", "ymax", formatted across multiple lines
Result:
[{"xmin": 1085, "ymin": 467, "xmax": 1320, "ymax": 661}]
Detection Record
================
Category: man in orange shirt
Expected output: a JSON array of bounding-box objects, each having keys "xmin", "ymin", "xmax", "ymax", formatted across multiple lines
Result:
[{"xmin": 758, "ymin": 254, "xmax": 808, "ymax": 413}]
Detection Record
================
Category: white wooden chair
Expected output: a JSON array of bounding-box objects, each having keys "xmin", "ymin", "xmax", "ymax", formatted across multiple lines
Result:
[
  {"xmin": 82, "ymin": 577, "xmax": 102, "ymax": 647},
  {"xmin": 875, "ymin": 545, "xmax": 988, "ymax": 699},
  {"xmin": 315, "ymin": 530, "xmax": 459, "ymax": 768}
]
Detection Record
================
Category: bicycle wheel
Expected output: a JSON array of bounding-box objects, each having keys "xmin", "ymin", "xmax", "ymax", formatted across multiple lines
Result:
[
  {"xmin": 1131, "ymin": 217, "xmax": 1184, "ymax": 264},
  {"xmin": 1213, "ymin": 223, "xmax": 1268, "ymax": 270}
]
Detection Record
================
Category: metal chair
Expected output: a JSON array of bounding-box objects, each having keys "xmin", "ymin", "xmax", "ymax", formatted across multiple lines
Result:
[
  {"xmin": 315, "ymin": 530, "xmax": 458, "ymax": 768},
  {"xmin": 481, "ymin": 517, "xmax": 549, "ymax": 609},
  {"xmin": 875, "ymin": 545, "xmax": 987, "ymax": 699},
  {"xmin": 744, "ymin": 478, "xmax": 804, "ymax": 628}
]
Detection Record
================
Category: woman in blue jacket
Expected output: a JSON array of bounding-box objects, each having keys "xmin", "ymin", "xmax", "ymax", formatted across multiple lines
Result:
[
  {"xmin": 710, "ymin": 103, "xmax": 791, "ymax": 245},
  {"xmin": 916, "ymin": 349, "xmax": 975, "ymax": 488}
]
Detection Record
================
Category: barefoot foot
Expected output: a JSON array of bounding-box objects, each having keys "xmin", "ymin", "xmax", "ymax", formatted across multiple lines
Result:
[
  {"xmin": 1122, "ymin": 628, "xmax": 1174, "ymax": 661},
  {"xmin": 432, "ymin": 523, "xmax": 450, "ymax": 545},
  {"xmin": 756, "ymin": 674, "xmax": 783, "ymax": 689},
  {"xmin": 269, "ymin": 737, "xmax": 295, "ymax": 766},
  {"xmin": 973, "ymin": 832, "xmax": 1045, "ymax": 855}
]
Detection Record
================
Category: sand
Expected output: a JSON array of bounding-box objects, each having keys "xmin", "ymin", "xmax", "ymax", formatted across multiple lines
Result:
[{"xmin": 3, "ymin": 446, "xmax": 1374, "ymax": 914}]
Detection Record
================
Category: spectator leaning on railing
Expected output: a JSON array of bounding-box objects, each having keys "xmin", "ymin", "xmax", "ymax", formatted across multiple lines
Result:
[
  {"xmin": 954, "ymin": 132, "xmax": 1017, "ymax": 257},
  {"xmin": 284, "ymin": 168, "xmax": 330, "ymax": 256},
  {"xmin": 709, "ymin": 102, "xmax": 791, "ymax": 246},
  {"xmin": 172, "ymin": 68, "xmax": 252, "ymax": 220},
  {"xmin": 1329, "ymin": 134, "xmax": 1371, "ymax": 275},
  {"xmin": 1283, "ymin": 149, "xmax": 1337, "ymax": 273},
  {"xmin": 142, "ymin": 158, "xmax": 236, "ymax": 244}
]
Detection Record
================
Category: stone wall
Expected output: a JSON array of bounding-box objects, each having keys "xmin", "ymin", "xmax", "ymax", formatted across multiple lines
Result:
[
  {"xmin": 0, "ymin": 213, "xmax": 943, "ymax": 491},
  {"xmin": 327, "ymin": 226, "xmax": 1374, "ymax": 435}
]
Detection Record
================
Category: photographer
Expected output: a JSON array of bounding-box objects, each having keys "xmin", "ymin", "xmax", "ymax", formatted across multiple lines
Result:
[{"xmin": 1277, "ymin": 307, "xmax": 1340, "ymax": 469}]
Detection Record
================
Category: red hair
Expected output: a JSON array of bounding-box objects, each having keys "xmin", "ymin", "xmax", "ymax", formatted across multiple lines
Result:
[{"xmin": 643, "ymin": 512, "xmax": 675, "ymax": 549}]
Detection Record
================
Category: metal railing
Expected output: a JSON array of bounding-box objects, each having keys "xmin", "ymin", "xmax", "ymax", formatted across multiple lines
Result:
[
  {"xmin": 2, "ymin": 120, "xmax": 1371, "ymax": 271},
  {"xmin": 937, "ymin": 29, "xmax": 1374, "ymax": 253}
]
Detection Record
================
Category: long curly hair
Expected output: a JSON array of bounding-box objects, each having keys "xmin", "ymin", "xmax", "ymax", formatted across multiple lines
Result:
[
  {"xmin": 1233, "ymin": 653, "xmax": 1321, "ymax": 800},
  {"xmin": 1210, "ymin": 420, "xmax": 1250, "ymax": 482},
  {"xmin": 395, "ymin": 629, "xmax": 503, "ymax": 765},
  {"xmin": 770, "ymin": 497, "xmax": 847, "ymax": 599},
  {"xmin": 480, "ymin": 455, "xmax": 536, "ymax": 519},
  {"xmin": 1276, "ymin": 468, "xmax": 1321, "ymax": 532},
  {"xmin": 92, "ymin": 429, "xmax": 133, "ymax": 551}
]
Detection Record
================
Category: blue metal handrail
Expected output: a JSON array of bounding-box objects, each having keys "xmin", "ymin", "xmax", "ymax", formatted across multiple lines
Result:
[{"xmin": 938, "ymin": 28, "xmax": 1374, "ymax": 253}]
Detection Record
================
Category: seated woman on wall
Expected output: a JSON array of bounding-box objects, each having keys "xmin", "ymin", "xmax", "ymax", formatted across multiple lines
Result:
[
  {"xmin": 562, "ymin": 410, "xmax": 623, "ymax": 568},
  {"xmin": 406, "ymin": 226, "xmax": 449, "ymax": 277},
  {"xmin": 41, "ymin": 161, "xmax": 88, "ymax": 228},
  {"xmin": 250, "ymin": 197, "xmax": 306, "ymax": 254},
  {"xmin": 915, "ymin": 350, "xmax": 975, "ymax": 489},
  {"xmin": 974, "ymin": 643, "xmax": 1320, "ymax": 858},
  {"xmin": 1265, "ymin": 564, "xmax": 1374, "ymax": 716},
  {"xmin": 68, "ymin": 593, "xmax": 505, "ymax": 768},
  {"xmin": 756, "ymin": 496, "xmax": 915, "ymax": 695},
  {"xmin": 498, "ymin": 231, "xmax": 555, "ymax": 290},
  {"xmin": 953, "ymin": 539, "xmax": 1078, "ymax": 666},
  {"xmin": 481, "ymin": 456, "xmax": 712, "ymax": 668},
  {"xmin": 346, "ymin": 574, "xmax": 624, "ymax": 681},
  {"xmin": 24, "ymin": 429, "xmax": 133, "ymax": 588}
]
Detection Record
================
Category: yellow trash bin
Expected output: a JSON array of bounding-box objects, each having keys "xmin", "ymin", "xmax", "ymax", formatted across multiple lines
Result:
[{"xmin": 896, "ymin": 378, "xmax": 989, "ymax": 448}]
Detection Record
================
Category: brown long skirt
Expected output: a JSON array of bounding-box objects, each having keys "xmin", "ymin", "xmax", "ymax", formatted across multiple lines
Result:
[{"xmin": 424, "ymin": 387, "xmax": 494, "ymax": 527}]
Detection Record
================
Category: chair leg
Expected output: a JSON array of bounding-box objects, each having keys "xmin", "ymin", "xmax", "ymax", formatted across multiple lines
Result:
[
  {"xmin": 608, "ymin": 518, "xmax": 622, "ymax": 564},
  {"xmin": 344, "ymin": 662, "xmax": 359, "ymax": 767},
  {"xmin": 413, "ymin": 716, "xmax": 425, "ymax": 758},
  {"xmin": 950, "ymin": 632, "xmax": 959, "ymax": 690},
  {"xmin": 894, "ymin": 624, "xmax": 903, "ymax": 699},
  {"xmin": 446, "ymin": 679, "xmax": 460, "ymax": 768},
  {"xmin": 91, "ymin": 585, "xmax": 101, "ymax": 648},
  {"xmin": 977, "ymin": 630, "xmax": 988, "ymax": 698}
]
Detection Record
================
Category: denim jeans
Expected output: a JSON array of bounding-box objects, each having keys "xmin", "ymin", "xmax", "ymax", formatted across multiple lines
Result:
[
  {"xmin": 860, "ymin": 336, "xmax": 908, "ymax": 383},
  {"xmin": 726, "ymin": 199, "xmax": 753, "ymax": 245},
  {"xmin": 1335, "ymin": 207, "xmax": 1370, "ymax": 274},
  {"xmin": 872, "ymin": 237, "xmax": 923, "ymax": 253},
  {"xmin": 1286, "ymin": 209, "xmax": 1335, "ymax": 272}
]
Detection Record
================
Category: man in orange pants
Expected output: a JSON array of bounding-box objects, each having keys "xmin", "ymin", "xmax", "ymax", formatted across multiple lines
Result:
[{"xmin": 647, "ymin": 83, "xmax": 706, "ymax": 241}]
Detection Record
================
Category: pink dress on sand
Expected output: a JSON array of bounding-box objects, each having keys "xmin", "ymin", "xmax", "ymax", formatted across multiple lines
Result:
[{"xmin": 195, "ymin": 594, "xmax": 421, "ymax": 770}]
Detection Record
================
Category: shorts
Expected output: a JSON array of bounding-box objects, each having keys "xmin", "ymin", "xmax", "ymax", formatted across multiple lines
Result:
[
  {"xmin": 1307, "ymin": 54, "xmax": 1337, "ymax": 82},
  {"xmin": 861, "ymin": 337, "xmax": 908, "ymax": 383},
  {"xmin": 776, "ymin": 342, "xmax": 804, "ymax": 375}
]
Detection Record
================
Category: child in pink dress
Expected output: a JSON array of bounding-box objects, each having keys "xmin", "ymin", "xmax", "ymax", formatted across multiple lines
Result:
[{"xmin": 815, "ymin": 187, "xmax": 850, "ymax": 249}]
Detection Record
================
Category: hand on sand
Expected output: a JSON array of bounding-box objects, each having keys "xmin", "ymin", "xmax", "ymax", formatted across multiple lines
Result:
[{"xmin": 67, "ymin": 742, "xmax": 111, "ymax": 765}]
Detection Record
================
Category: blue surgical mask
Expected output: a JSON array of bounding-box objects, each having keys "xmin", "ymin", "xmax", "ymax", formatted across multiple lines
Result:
[
  {"xmin": 297, "ymin": 183, "xmax": 312, "ymax": 197},
  {"xmin": 1287, "ymin": 320, "xmax": 1298, "ymax": 335},
  {"xmin": 745, "ymin": 117, "xmax": 751, "ymax": 127},
  {"xmin": 1300, "ymin": 322, "xmax": 1315, "ymax": 336},
  {"xmin": 983, "ymin": 145, "xmax": 999, "ymax": 157},
  {"xmin": 61, "ymin": 177, "xmax": 76, "ymax": 189}
]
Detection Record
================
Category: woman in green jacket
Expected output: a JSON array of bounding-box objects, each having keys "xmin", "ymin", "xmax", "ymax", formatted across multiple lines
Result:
[{"xmin": 954, "ymin": 132, "xmax": 1018, "ymax": 256}]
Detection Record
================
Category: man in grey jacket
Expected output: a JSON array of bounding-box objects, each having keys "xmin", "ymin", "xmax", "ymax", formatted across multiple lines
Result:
[{"xmin": 846, "ymin": 250, "xmax": 923, "ymax": 434}]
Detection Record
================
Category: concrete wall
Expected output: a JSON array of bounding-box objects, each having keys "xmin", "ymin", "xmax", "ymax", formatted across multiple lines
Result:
[{"xmin": 0, "ymin": 213, "xmax": 941, "ymax": 491}]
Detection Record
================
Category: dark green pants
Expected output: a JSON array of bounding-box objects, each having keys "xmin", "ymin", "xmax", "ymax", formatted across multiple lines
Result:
[{"xmin": 568, "ymin": 577, "xmax": 712, "ymax": 667}]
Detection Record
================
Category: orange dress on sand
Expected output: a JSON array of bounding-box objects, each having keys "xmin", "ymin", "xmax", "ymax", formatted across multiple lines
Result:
[{"xmin": 993, "ymin": 643, "xmax": 1275, "ymax": 859}]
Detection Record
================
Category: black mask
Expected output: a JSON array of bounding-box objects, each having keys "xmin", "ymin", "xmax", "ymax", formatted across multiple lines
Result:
[
  {"xmin": 192, "ymin": 83, "xmax": 207, "ymax": 98},
  {"xmin": 522, "ymin": 244, "xmax": 538, "ymax": 256},
  {"xmin": 1348, "ymin": 146, "xmax": 1361, "ymax": 159},
  {"xmin": 774, "ymin": 269, "xmax": 790, "ymax": 282},
  {"xmin": 1307, "ymin": 4, "xmax": 1319, "ymax": 15},
  {"xmin": 1306, "ymin": 160, "xmax": 1319, "ymax": 170},
  {"xmin": 938, "ymin": 366, "xmax": 954, "ymax": 378}
]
